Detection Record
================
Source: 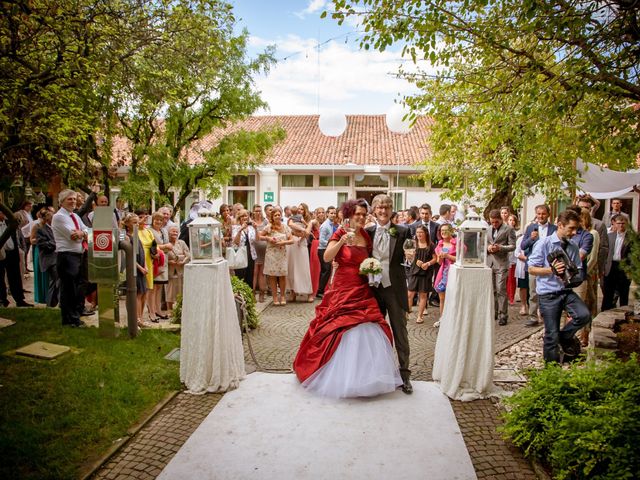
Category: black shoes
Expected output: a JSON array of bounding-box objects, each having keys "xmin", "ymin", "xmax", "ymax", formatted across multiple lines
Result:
[
  {"xmin": 401, "ymin": 379, "xmax": 413, "ymax": 394},
  {"xmin": 498, "ymin": 318, "xmax": 508, "ymax": 326},
  {"xmin": 80, "ymin": 307, "xmax": 96, "ymax": 316},
  {"xmin": 560, "ymin": 336, "xmax": 581, "ymax": 362},
  {"xmin": 1, "ymin": 300, "xmax": 9, "ymax": 307}
]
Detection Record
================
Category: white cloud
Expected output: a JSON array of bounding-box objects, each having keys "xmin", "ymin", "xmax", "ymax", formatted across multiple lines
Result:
[
  {"xmin": 251, "ymin": 34, "xmax": 431, "ymax": 115},
  {"xmin": 294, "ymin": 0, "xmax": 329, "ymax": 18}
]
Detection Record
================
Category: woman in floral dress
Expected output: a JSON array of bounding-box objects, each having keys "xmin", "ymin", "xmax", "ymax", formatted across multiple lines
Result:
[{"xmin": 259, "ymin": 207, "xmax": 294, "ymax": 305}]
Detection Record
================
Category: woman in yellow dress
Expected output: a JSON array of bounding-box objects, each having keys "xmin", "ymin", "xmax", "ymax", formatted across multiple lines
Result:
[{"xmin": 136, "ymin": 210, "xmax": 155, "ymax": 318}]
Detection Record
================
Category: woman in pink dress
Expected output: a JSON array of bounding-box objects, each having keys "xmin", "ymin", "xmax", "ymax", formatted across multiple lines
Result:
[
  {"xmin": 434, "ymin": 224, "xmax": 457, "ymax": 324},
  {"xmin": 293, "ymin": 199, "xmax": 401, "ymax": 398}
]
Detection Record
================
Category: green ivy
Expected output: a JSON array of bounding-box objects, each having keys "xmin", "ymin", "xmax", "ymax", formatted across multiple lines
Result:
[
  {"xmin": 230, "ymin": 276, "xmax": 259, "ymax": 330},
  {"xmin": 500, "ymin": 356, "xmax": 640, "ymax": 479}
]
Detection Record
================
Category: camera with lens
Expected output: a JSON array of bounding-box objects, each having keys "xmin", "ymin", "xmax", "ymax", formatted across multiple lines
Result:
[{"xmin": 547, "ymin": 248, "xmax": 582, "ymax": 288}]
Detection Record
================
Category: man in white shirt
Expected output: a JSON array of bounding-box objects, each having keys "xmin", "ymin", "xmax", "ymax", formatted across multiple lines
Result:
[
  {"xmin": 602, "ymin": 215, "xmax": 631, "ymax": 310},
  {"xmin": 52, "ymin": 189, "xmax": 89, "ymax": 327}
]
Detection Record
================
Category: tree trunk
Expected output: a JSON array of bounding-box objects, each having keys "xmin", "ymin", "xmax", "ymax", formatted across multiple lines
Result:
[{"xmin": 483, "ymin": 178, "xmax": 515, "ymax": 219}]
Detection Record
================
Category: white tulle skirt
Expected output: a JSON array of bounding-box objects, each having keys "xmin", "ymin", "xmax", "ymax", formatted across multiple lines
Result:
[{"xmin": 301, "ymin": 322, "xmax": 402, "ymax": 399}]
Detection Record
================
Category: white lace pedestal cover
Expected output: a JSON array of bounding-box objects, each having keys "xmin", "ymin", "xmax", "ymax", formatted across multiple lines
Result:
[
  {"xmin": 433, "ymin": 264, "xmax": 498, "ymax": 401},
  {"xmin": 180, "ymin": 261, "xmax": 246, "ymax": 394}
]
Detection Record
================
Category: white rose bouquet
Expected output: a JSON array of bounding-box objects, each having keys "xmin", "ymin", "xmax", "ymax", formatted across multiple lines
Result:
[{"xmin": 359, "ymin": 257, "xmax": 383, "ymax": 287}]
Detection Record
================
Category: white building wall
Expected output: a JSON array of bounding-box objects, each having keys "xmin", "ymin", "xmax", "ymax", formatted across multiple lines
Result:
[
  {"xmin": 279, "ymin": 190, "xmax": 342, "ymax": 211},
  {"xmin": 258, "ymin": 168, "xmax": 279, "ymax": 206}
]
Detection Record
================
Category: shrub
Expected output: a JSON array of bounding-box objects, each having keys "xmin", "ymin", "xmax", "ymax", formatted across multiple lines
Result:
[
  {"xmin": 173, "ymin": 293, "xmax": 182, "ymax": 324},
  {"xmin": 230, "ymin": 276, "xmax": 259, "ymax": 329},
  {"xmin": 500, "ymin": 356, "xmax": 640, "ymax": 479}
]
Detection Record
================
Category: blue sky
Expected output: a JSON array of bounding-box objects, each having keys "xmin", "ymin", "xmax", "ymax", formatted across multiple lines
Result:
[{"xmin": 230, "ymin": 0, "xmax": 424, "ymax": 115}]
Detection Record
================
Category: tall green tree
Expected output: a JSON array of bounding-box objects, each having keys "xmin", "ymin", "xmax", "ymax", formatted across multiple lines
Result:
[
  {"xmin": 328, "ymin": 0, "xmax": 640, "ymax": 209},
  {"xmin": 0, "ymin": 0, "xmax": 283, "ymax": 247},
  {"xmin": 0, "ymin": 0, "xmax": 165, "ymax": 185},
  {"xmin": 0, "ymin": 0, "xmax": 283, "ymax": 215},
  {"xmin": 112, "ymin": 2, "xmax": 284, "ymax": 212}
]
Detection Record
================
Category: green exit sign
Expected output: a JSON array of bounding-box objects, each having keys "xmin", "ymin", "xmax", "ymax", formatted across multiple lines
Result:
[{"xmin": 263, "ymin": 191, "xmax": 274, "ymax": 202}]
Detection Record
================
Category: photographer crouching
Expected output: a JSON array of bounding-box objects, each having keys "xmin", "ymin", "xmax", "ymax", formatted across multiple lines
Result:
[{"xmin": 528, "ymin": 210, "xmax": 591, "ymax": 363}]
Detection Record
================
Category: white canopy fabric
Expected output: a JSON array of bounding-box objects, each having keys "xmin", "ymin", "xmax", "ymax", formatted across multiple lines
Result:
[{"xmin": 577, "ymin": 158, "xmax": 640, "ymax": 199}]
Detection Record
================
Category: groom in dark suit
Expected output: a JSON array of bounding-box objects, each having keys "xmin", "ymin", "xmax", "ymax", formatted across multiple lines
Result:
[{"xmin": 367, "ymin": 194, "xmax": 412, "ymax": 394}]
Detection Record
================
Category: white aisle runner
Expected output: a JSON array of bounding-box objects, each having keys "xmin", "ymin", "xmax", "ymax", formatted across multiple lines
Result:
[{"xmin": 158, "ymin": 372, "xmax": 476, "ymax": 480}]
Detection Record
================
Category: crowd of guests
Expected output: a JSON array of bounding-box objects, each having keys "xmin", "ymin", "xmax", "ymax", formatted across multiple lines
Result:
[
  {"xmin": 0, "ymin": 188, "xmax": 634, "ymax": 351},
  {"xmin": 0, "ymin": 187, "xmax": 191, "ymax": 329}
]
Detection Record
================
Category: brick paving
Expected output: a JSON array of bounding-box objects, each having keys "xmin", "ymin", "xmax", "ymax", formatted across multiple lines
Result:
[{"xmin": 92, "ymin": 298, "xmax": 542, "ymax": 479}]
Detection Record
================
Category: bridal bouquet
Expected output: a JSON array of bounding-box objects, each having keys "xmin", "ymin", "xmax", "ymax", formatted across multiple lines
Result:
[{"xmin": 359, "ymin": 257, "xmax": 383, "ymax": 287}]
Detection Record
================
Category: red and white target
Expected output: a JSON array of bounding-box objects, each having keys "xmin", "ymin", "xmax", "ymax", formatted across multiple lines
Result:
[{"xmin": 93, "ymin": 230, "xmax": 113, "ymax": 257}]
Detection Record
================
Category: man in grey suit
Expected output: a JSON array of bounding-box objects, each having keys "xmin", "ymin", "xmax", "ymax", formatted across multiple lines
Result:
[
  {"xmin": 486, "ymin": 209, "xmax": 517, "ymax": 325},
  {"xmin": 36, "ymin": 210, "xmax": 59, "ymax": 307},
  {"xmin": 367, "ymin": 194, "xmax": 412, "ymax": 394}
]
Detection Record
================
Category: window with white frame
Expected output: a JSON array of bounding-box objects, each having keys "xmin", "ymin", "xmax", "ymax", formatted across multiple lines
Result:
[
  {"xmin": 319, "ymin": 175, "xmax": 350, "ymax": 187},
  {"xmin": 281, "ymin": 175, "xmax": 314, "ymax": 188},
  {"xmin": 396, "ymin": 175, "xmax": 425, "ymax": 189},
  {"xmin": 227, "ymin": 174, "xmax": 257, "ymax": 209}
]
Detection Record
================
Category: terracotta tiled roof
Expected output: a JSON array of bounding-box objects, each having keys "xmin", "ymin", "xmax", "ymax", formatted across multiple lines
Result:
[{"xmin": 112, "ymin": 115, "xmax": 433, "ymax": 167}]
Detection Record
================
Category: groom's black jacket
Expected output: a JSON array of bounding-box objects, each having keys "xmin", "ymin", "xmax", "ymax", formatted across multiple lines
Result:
[{"xmin": 365, "ymin": 223, "xmax": 410, "ymax": 313}]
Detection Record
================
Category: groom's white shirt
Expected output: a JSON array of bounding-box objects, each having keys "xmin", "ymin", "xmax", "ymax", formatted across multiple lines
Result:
[{"xmin": 372, "ymin": 222, "xmax": 391, "ymax": 288}]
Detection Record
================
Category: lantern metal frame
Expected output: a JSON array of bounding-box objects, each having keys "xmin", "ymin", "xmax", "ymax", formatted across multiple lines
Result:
[
  {"xmin": 188, "ymin": 211, "xmax": 223, "ymax": 264},
  {"xmin": 455, "ymin": 212, "xmax": 490, "ymax": 268}
]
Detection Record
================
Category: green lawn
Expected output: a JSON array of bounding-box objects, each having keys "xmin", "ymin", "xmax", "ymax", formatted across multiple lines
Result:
[{"xmin": 0, "ymin": 308, "xmax": 181, "ymax": 479}]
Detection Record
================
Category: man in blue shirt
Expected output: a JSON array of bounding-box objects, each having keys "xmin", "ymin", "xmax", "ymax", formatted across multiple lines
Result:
[
  {"xmin": 316, "ymin": 206, "xmax": 338, "ymax": 298},
  {"xmin": 528, "ymin": 210, "xmax": 591, "ymax": 363}
]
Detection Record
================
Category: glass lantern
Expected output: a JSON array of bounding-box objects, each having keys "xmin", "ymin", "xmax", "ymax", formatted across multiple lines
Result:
[
  {"xmin": 188, "ymin": 210, "xmax": 223, "ymax": 263},
  {"xmin": 455, "ymin": 212, "xmax": 489, "ymax": 268}
]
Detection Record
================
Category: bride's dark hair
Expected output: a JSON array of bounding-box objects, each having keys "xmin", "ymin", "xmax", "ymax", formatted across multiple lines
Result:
[{"xmin": 340, "ymin": 198, "xmax": 368, "ymax": 219}]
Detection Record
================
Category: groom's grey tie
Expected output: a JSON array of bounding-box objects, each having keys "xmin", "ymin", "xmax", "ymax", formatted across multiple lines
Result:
[{"xmin": 375, "ymin": 227, "xmax": 389, "ymax": 253}]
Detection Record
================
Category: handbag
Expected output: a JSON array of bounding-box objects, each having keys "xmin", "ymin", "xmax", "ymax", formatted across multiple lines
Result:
[
  {"xmin": 225, "ymin": 245, "xmax": 248, "ymax": 269},
  {"xmin": 153, "ymin": 249, "xmax": 166, "ymax": 277}
]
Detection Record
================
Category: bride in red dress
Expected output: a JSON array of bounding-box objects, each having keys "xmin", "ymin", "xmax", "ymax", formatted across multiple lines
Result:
[{"xmin": 293, "ymin": 199, "xmax": 402, "ymax": 398}]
